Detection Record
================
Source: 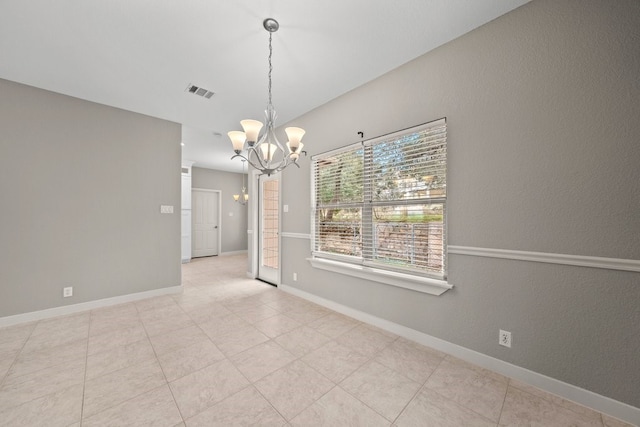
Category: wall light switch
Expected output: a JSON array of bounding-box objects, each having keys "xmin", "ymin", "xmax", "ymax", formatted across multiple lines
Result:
[
  {"xmin": 160, "ymin": 205, "xmax": 174, "ymax": 214},
  {"xmin": 283, "ymin": 204, "xmax": 289, "ymax": 213}
]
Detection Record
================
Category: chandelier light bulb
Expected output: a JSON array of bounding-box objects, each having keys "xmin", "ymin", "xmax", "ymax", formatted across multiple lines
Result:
[
  {"xmin": 240, "ymin": 120, "xmax": 263, "ymax": 145},
  {"xmin": 228, "ymin": 131, "xmax": 247, "ymax": 153},
  {"xmin": 285, "ymin": 127, "xmax": 305, "ymax": 151}
]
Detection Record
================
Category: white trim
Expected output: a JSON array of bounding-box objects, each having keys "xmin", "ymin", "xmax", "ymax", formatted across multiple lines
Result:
[
  {"xmin": 280, "ymin": 232, "xmax": 311, "ymax": 240},
  {"xmin": 279, "ymin": 284, "xmax": 640, "ymax": 425},
  {"xmin": 0, "ymin": 285, "xmax": 183, "ymax": 328},
  {"xmin": 449, "ymin": 246, "xmax": 640, "ymax": 273},
  {"xmin": 307, "ymin": 257, "xmax": 452, "ymax": 296}
]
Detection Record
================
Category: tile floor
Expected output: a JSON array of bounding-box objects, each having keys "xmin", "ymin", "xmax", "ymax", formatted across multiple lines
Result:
[{"xmin": 0, "ymin": 254, "xmax": 635, "ymax": 426}]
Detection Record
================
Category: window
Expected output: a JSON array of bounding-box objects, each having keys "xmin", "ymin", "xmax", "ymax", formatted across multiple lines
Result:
[{"xmin": 311, "ymin": 119, "xmax": 447, "ymax": 289}]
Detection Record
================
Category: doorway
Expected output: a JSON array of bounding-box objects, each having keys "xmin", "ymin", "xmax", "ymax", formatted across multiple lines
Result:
[
  {"xmin": 257, "ymin": 174, "xmax": 280, "ymax": 285},
  {"xmin": 192, "ymin": 189, "xmax": 220, "ymax": 257}
]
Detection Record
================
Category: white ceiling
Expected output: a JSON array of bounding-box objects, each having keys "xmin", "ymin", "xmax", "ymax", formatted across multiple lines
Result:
[{"xmin": 0, "ymin": 0, "xmax": 528, "ymax": 173}]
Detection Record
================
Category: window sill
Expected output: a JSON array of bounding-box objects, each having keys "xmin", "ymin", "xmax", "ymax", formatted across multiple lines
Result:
[{"xmin": 307, "ymin": 257, "xmax": 453, "ymax": 296}]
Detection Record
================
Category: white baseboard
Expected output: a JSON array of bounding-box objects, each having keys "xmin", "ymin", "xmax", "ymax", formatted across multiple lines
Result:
[
  {"xmin": 0, "ymin": 285, "xmax": 183, "ymax": 328},
  {"xmin": 279, "ymin": 284, "xmax": 640, "ymax": 426},
  {"xmin": 220, "ymin": 250, "xmax": 248, "ymax": 256}
]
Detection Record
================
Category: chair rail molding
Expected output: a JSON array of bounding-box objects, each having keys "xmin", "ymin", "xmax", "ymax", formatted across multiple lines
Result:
[{"xmin": 448, "ymin": 246, "xmax": 640, "ymax": 273}]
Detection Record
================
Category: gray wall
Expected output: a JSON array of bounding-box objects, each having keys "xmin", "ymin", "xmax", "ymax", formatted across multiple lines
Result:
[
  {"xmin": 278, "ymin": 0, "xmax": 640, "ymax": 408},
  {"xmin": 0, "ymin": 79, "xmax": 182, "ymax": 317},
  {"xmin": 191, "ymin": 167, "xmax": 248, "ymax": 254}
]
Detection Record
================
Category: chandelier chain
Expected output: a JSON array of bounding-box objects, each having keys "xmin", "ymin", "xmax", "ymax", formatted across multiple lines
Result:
[{"xmin": 268, "ymin": 31, "xmax": 273, "ymax": 106}]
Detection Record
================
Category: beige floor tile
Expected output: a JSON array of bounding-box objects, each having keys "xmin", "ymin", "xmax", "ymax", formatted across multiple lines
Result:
[
  {"xmin": 374, "ymin": 337, "xmax": 445, "ymax": 384},
  {"xmin": 185, "ymin": 386, "xmax": 286, "ymax": 426},
  {"xmin": 183, "ymin": 302, "xmax": 232, "ymax": 324},
  {"xmin": 88, "ymin": 322, "xmax": 148, "ymax": 355},
  {"xmin": 135, "ymin": 295, "xmax": 178, "ymax": 313},
  {"xmin": 424, "ymin": 356, "xmax": 508, "ymax": 422},
  {"xmin": 341, "ymin": 360, "xmax": 422, "ymax": 422},
  {"xmin": 169, "ymin": 359, "xmax": 249, "ymax": 419},
  {"xmin": 0, "ymin": 255, "xmax": 621, "ymax": 426},
  {"xmin": 284, "ymin": 304, "xmax": 333, "ymax": 324},
  {"xmin": 0, "ymin": 323, "xmax": 35, "ymax": 353},
  {"xmin": 290, "ymin": 386, "xmax": 390, "ymax": 427},
  {"xmin": 198, "ymin": 313, "xmax": 250, "ymax": 340},
  {"xmin": 82, "ymin": 359, "xmax": 166, "ymax": 418},
  {"xmin": 148, "ymin": 324, "xmax": 211, "ymax": 355},
  {"xmin": 302, "ymin": 340, "xmax": 370, "ymax": 383},
  {"xmin": 158, "ymin": 339, "xmax": 225, "ymax": 382},
  {"xmin": 230, "ymin": 340, "xmax": 297, "ymax": 382},
  {"xmin": 7, "ymin": 339, "xmax": 86, "ymax": 379},
  {"xmin": 82, "ymin": 384, "xmax": 182, "ymax": 427},
  {"xmin": 172, "ymin": 292, "xmax": 217, "ymax": 312},
  {"xmin": 0, "ymin": 360, "xmax": 85, "ymax": 411},
  {"xmin": 220, "ymin": 296, "xmax": 263, "ymax": 313},
  {"xmin": 211, "ymin": 325, "xmax": 270, "ymax": 356},
  {"xmin": 142, "ymin": 311, "xmax": 196, "ymax": 337},
  {"xmin": 137, "ymin": 302, "xmax": 188, "ymax": 320},
  {"xmin": 255, "ymin": 360, "xmax": 335, "ymax": 421},
  {"xmin": 308, "ymin": 312, "xmax": 361, "ymax": 338},
  {"xmin": 86, "ymin": 337, "xmax": 156, "ymax": 380},
  {"xmin": 21, "ymin": 322, "xmax": 89, "ymax": 354},
  {"xmin": 500, "ymin": 386, "xmax": 605, "ymax": 426},
  {"xmin": 29, "ymin": 313, "xmax": 90, "ymax": 339},
  {"xmin": 254, "ymin": 313, "xmax": 301, "ymax": 338},
  {"xmin": 0, "ymin": 384, "xmax": 83, "ymax": 427},
  {"xmin": 89, "ymin": 315, "xmax": 143, "ymax": 337},
  {"xmin": 274, "ymin": 325, "xmax": 331, "ymax": 357},
  {"xmin": 236, "ymin": 304, "xmax": 280, "ymax": 324},
  {"xmin": 335, "ymin": 324, "xmax": 397, "ymax": 358},
  {"xmin": 0, "ymin": 351, "xmax": 18, "ymax": 380},
  {"xmin": 90, "ymin": 302, "xmax": 139, "ymax": 321},
  {"xmin": 264, "ymin": 294, "xmax": 313, "ymax": 313},
  {"xmin": 396, "ymin": 387, "xmax": 496, "ymax": 427},
  {"xmin": 509, "ymin": 379, "xmax": 603, "ymax": 422}
]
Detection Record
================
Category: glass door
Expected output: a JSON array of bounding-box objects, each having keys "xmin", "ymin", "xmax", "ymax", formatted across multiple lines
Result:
[{"xmin": 258, "ymin": 174, "xmax": 279, "ymax": 284}]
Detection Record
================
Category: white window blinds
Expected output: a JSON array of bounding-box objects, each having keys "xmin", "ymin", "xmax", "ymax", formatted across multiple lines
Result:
[{"xmin": 312, "ymin": 118, "xmax": 447, "ymax": 278}]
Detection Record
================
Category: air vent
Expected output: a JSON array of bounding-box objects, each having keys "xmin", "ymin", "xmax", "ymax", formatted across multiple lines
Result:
[{"xmin": 185, "ymin": 84, "xmax": 214, "ymax": 99}]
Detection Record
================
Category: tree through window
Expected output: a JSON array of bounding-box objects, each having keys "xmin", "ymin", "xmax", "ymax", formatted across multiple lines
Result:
[{"xmin": 312, "ymin": 118, "xmax": 447, "ymax": 278}]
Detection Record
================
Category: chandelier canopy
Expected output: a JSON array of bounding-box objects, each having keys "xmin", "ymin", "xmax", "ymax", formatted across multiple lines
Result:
[{"xmin": 228, "ymin": 18, "xmax": 306, "ymax": 176}]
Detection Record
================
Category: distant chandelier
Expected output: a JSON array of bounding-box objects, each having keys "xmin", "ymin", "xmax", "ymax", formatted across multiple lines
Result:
[
  {"xmin": 228, "ymin": 18, "xmax": 306, "ymax": 176},
  {"xmin": 233, "ymin": 160, "xmax": 249, "ymax": 205}
]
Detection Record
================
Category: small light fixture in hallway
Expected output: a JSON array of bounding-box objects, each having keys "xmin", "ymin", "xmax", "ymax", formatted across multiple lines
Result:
[{"xmin": 233, "ymin": 160, "xmax": 249, "ymax": 205}]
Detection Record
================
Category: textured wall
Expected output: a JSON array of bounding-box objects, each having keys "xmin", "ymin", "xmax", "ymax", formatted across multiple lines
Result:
[
  {"xmin": 279, "ymin": 0, "xmax": 640, "ymax": 407},
  {"xmin": 0, "ymin": 79, "xmax": 182, "ymax": 317},
  {"xmin": 191, "ymin": 167, "xmax": 248, "ymax": 254}
]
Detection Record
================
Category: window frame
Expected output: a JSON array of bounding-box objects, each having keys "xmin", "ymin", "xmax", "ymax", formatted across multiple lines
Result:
[{"xmin": 309, "ymin": 118, "xmax": 451, "ymax": 295}]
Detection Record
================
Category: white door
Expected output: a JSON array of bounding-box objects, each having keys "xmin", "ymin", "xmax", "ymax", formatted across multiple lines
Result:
[
  {"xmin": 192, "ymin": 189, "xmax": 220, "ymax": 257},
  {"xmin": 258, "ymin": 175, "xmax": 279, "ymax": 284}
]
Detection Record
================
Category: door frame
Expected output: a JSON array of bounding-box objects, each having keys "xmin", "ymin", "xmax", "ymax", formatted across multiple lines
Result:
[
  {"xmin": 191, "ymin": 188, "xmax": 222, "ymax": 257},
  {"xmin": 249, "ymin": 170, "xmax": 282, "ymax": 285}
]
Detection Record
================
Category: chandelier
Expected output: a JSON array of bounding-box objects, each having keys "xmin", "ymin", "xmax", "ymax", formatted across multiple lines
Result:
[
  {"xmin": 228, "ymin": 18, "xmax": 306, "ymax": 176},
  {"xmin": 233, "ymin": 160, "xmax": 249, "ymax": 205}
]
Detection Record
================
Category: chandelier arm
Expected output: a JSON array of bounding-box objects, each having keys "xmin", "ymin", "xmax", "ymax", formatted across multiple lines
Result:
[{"xmin": 231, "ymin": 152, "xmax": 263, "ymax": 173}]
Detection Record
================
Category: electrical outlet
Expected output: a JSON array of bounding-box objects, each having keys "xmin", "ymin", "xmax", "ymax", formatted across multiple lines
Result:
[
  {"xmin": 499, "ymin": 329, "xmax": 512, "ymax": 348},
  {"xmin": 63, "ymin": 287, "xmax": 73, "ymax": 298},
  {"xmin": 293, "ymin": 272, "xmax": 297, "ymax": 281}
]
